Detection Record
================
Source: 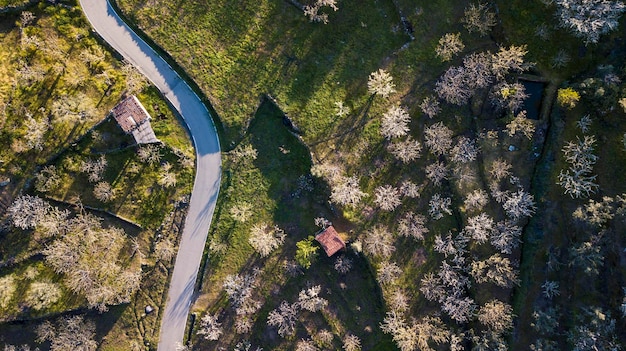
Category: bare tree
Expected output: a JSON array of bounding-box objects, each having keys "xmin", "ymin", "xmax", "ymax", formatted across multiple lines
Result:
[
  {"xmin": 121, "ymin": 60, "xmax": 147, "ymax": 94},
  {"xmin": 576, "ymin": 114, "xmax": 592, "ymax": 133},
  {"xmin": 424, "ymin": 122, "xmax": 454, "ymax": 156},
  {"xmin": 335, "ymin": 101, "xmax": 350, "ymax": 117},
  {"xmin": 442, "ymin": 295, "xmax": 477, "ymax": 323},
  {"xmin": 380, "ymin": 106, "xmax": 411, "ymax": 139},
  {"xmin": 363, "ymin": 225, "xmax": 396, "ymax": 259},
  {"xmin": 334, "ymin": 256, "xmax": 353, "ymax": 274},
  {"xmin": 553, "ymin": 0, "xmax": 626, "ymax": 44},
  {"xmin": 420, "ymin": 272, "xmax": 447, "ymax": 303},
  {"xmin": 330, "ymin": 176, "xmax": 367, "ymax": 206},
  {"xmin": 368, "ymin": 69, "xmax": 396, "ymax": 98},
  {"xmin": 158, "ymin": 163, "xmax": 177, "ymax": 188},
  {"xmin": 558, "ymin": 168, "xmax": 599, "ymax": 198},
  {"xmin": 154, "ymin": 238, "xmax": 176, "ymax": 262},
  {"xmin": 23, "ymin": 115, "xmax": 48, "ymax": 151},
  {"xmin": 374, "ymin": 185, "xmax": 402, "ymax": 211},
  {"xmin": 80, "ymin": 155, "xmax": 108, "ymax": 183},
  {"xmin": 463, "ymin": 2, "xmax": 497, "ymax": 36},
  {"xmin": 137, "ymin": 144, "xmax": 161, "ymax": 165},
  {"xmin": 435, "ymin": 33, "xmax": 465, "ymax": 61},
  {"xmin": 296, "ymin": 338, "xmax": 318, "ymax": 351},
  {"xmin": 44, "ymin": 212, "xmax": 140, "ymax": 312},
  {"xmin": 542, "ymin": 280, "xmax": 560, "ymax": 299},
  {"xmin": 267, "ymin": 300, "xmax": 299, "ymax": 337},
  {"xmin": 197, "ymin": 313, "xmax": 223, "ymax": 341},
  {"xmin": 397, "ymin": 211, "xmax": 429, "ymax": 240},
  {"xmin": 569, "ymin": 237, "xmax": 604, "ymax": 275},
  {"xmin": 433, "ymin": 233, "xmax": 456, "ymax": 258},
  {"xmin": 388, "ymin": 289, "xmax": 410, "ymax": 312},
  {"xmin": 562, "ymin": 136, "xmax": 598, "ymax": 171},
  {"xmin": 387, "ymin": 137, "xmax": 422, "ymax": 163},
  {"xmin": 248, "ymin": 223, "xmax": 286, "ymax": 257}
]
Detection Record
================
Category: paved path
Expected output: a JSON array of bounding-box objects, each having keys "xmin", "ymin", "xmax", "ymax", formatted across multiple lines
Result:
[{"xmin": 79, "ymin": 1, "xmax": 221, "ymax": 350}]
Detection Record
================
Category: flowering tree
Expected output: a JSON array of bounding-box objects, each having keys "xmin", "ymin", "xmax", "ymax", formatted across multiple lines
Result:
[
  {"xmin": 451, "ymin": 136, "xmax": 479, "ymax": 163},
  {"xmin": 363, "ymin": 225, "xmax": 396, "ymax": 259},
  {"xmin": 435, "ymin": 33, "xmax": 465, "ymax": 61},
  {"xmin": 424, "ymin": 122, "xmax": 454, "ymax": 156},
  {"xmin": 303, "ymin": 0, "xmax": 339, "ymax": 24},
  {"xmin": 435, "ymin": 66, "xmax": 472, "ymax": 105},
  {"xmin": 248, "ymin": 223, "xmax": 286, "ymax": 257},
  {"xmin": 380, "ymin": 106, "xmax": 411, "ymax": 139},
  {"xmin": 420, "ymin": 96, "xmax": 441, "ymax": 118},
  {"xmin": 197, "ymin": 313, "xmax": 223, "ymax": 341},
  {"xmin": 330, "ymin": 176, "xmax": 367, "ymax": 206},
  {"xmin": 503, "ymin": 190, "xmax": 536, "ymax": 220},
  {"xmin": 267, "ymin": 301, "xmax": 299, "ymax": 337},
  {"xmin": 298, "ymin": 285, "xmax": 328, "ymax": 312},
  {"xmin": 387, "ymin": 137, "xmax": 422, "ymax": 163},
  {"xmin": 429, "ymin": 194, "xmax": 452, "ymax": 220},
  {"xmin": 478, "ymin": 300, "xmax": 514, "ymax": 334},
  {"xmin": 374, "ymin": 185, "xmax": 402, "ymax": 211},
  {"xmin": 463, "ymin": 2, "xmax": 497, "ymax": 36},
  {"xmin": 7, "ymin": 195, "xmax": 51, "ymax": 230},
  {"xmin": 554, "ymin": 0, "xmax": 626, "ymax": 44},
  {"xmin": 397, "ymin": 212, "xmax": 429, "ymax": 240},
  {"xmin": 506, "ymin": 110, "xmax": 536, "ymax": 139},
  {"xmin": 368, "ymin": 69, "xmax": 395, "ymax": 98}
]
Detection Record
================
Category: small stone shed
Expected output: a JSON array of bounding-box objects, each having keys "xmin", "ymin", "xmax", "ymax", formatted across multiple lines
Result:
[
  {"xmin": 111, "ymin": 95, "xmax": 159, "ymax": 144},
  {"xmin": 315, "ymin": 225, "xmax": 346, "ymax": 257}
]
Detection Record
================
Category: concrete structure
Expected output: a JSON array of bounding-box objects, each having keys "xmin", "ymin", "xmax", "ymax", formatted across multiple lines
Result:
[{"xmin": 111, "ymin": 95, "xmax": 159, "ymax": 144}]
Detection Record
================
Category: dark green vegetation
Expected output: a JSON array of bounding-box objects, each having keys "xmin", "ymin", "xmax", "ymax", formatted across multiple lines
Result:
[
  {"xmin": 116, "ymin": 0, "xmax": 626, "ymax": 350},
  {"xmin": 0, "ymin": 2, "xmax": 195, "ymax": 349}
]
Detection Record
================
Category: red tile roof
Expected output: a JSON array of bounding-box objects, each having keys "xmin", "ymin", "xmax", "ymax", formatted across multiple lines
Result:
[
  {"xmin": 111, "ymin": 95, "xmax": 151, "ymax": 133},
  {"xmin": 315, "ymin": 226, "xmax": 345, "ymax": 257}
]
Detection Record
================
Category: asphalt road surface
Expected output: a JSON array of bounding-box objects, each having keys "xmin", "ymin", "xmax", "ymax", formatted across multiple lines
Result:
[{"xmin": 80, "ymin": 1, "xmax": 221, "ymax": 349}]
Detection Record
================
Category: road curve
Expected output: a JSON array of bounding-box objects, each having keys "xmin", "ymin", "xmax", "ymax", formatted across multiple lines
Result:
[{"xmin": 79, "ymin": 1, "xmax": 221, "ymax": 350}]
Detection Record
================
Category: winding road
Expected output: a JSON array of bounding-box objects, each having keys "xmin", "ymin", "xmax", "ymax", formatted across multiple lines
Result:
[{"xmin": 79, "ymin": 1, "xmax": 221, "ymax": 350}]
